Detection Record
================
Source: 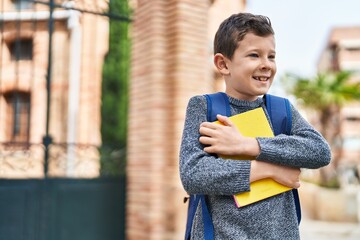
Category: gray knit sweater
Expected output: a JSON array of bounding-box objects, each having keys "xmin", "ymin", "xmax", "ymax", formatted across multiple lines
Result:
[{"xmin": 179, "ymin": 94, "xmax": 331, "ymax": 240}]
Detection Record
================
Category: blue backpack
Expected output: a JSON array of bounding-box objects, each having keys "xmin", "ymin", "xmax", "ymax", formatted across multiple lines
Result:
[{"xmin": 184, "ymin": 92, "xmax": 301, "ymax": 240}]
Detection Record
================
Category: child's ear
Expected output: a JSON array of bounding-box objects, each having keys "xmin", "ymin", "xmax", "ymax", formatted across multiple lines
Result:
[{"xmin": 214, "ymin": 53, "xmax": 230, "ymax": 75}]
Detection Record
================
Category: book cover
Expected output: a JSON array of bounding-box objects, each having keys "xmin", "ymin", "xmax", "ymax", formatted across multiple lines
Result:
[{"xmin": 214, "ymin": 107, "xmax": 292, "ymax": 207}]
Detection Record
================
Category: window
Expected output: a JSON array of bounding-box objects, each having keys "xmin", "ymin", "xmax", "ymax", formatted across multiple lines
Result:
[
  {"xmin": 12, "ymin": 0, "xmax": 33, "ymax": 10},
  {"xmin": 5, "ymin": 92, "xmax": 31, "ymax": 145},
  {"xmin": 329, "ymin": 44, "xmax": 339, "ymax": 71},
  {"xmin": 9, "ymin": 39, "xmax": 33, "ymax": 61}
]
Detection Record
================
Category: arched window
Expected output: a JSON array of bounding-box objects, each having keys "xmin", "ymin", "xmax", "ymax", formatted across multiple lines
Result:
[{"xmin": 4, "ymin": 91, "xmax": 31, "ymax": 145}]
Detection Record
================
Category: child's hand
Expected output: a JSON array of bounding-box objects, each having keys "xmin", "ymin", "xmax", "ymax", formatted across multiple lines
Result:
[
  {"xmin": 251, "ymin": 161, "xmax": 301, "ymax": 189},
  {"xmin": 199, "ymin": 114, "xmax": 260, "ymax": 157},
  {"xmin": 270, "ymin": 164, "xmax": 301, "ymax": 189}
]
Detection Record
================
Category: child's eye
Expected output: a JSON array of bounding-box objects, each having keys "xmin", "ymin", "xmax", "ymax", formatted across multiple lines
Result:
[
  {"xmin": 249, "ymin": 53, "xmax": 259, "ymax": 58},
  {"xmin": 268, "ymin": 55, "xmax": 276, "ymax": 60}
]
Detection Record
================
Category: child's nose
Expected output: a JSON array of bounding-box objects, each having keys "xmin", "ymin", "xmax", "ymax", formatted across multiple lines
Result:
[{"xmin": 260, "ymin": 58, "xmax": 273, "ymax": 69}]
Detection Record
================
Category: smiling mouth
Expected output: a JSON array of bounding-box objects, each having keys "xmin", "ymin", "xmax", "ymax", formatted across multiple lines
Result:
[{"xmin": 253, "ymin": 77, "xmax": 270, "ymax": 82}]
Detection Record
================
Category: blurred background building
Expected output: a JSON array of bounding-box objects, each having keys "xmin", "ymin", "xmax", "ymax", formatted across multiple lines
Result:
[
  {"xmin": 297, "ymin": 26, "xmax": 360, "ymax": 224},
  {"xmin": 318, "ymin": 27, "xmax": 360, "ymax": 172},
  {"xmin": 0, "ymin": 0, "xmax": 108, "ymax": 178}
]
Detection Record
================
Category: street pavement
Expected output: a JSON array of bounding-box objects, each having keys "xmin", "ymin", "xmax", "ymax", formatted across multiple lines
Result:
[{"xmin": 300, "ymin": 219, "xmax": 360, "ymax": 240}]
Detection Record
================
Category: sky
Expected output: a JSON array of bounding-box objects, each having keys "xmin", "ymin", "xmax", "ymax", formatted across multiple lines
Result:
[{"xmin": 246, "ymin": 0, "xmax": 360, "ymax": 79}]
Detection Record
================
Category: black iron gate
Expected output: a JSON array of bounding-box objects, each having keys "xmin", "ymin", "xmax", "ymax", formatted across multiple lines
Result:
[{"xmin": 0, "ymin": 177, "xmax": 126, "ymax": 240}]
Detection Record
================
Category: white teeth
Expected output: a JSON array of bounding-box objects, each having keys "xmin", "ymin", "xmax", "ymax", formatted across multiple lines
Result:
[{"xmin": 254, "ymin": 77, "xmax": 268, "ymax": 81}]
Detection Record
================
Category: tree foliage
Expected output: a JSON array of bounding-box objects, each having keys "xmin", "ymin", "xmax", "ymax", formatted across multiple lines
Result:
[
  {"xmin": 290, "ymin": 71, "xmax": 360, "ymax": 110},
  {"xmin": 101, "ymin": 0, "xmax": 131, "ymax": 147},
  {"xmin": 100, "ymin": 0, "xmax": 131, "ymax": 176},
  {"xmin": 283, "ymin": 70, "xmax": 360, "ymax": 187}
]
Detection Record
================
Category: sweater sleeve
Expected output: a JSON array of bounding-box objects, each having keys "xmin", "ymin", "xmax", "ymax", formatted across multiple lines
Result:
[
  {"xmin": 256, "ymin": 103, "xmax": 331, "ymax": 169},
  {"xmin": 179, "ymin": 95, "xmax": 251, "ymax": 195}
]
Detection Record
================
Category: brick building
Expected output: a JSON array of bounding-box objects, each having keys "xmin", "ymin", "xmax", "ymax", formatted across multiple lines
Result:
[
  {"xmin": 0, "ymin": 0, "xmax": 108, "ymax": 177},
  {"xmin": 317, "ymin": 27, "xmax": 360, "ymax": 168}
]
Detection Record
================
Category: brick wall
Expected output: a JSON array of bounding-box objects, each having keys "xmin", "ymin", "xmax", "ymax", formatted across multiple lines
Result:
[
  {"xmin": 127, "ymin": 1, "xmax": 211, "ymax": 239},
  {"xmin": 127, "ymin": 0, "xmax": 245, "ymax": 239}
]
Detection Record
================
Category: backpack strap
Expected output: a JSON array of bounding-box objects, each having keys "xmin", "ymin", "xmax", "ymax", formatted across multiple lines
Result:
[
  {"xmin": 185, "ymin": 195, "xmax": 214, "ymax": 240},
  {"xmin": 264, "ymin": 94, "xmax": 301, "ymax": 224},
  {"xmin": 184, "ymin": 92, "xmax": 230, "ymax": 240},
  {"xmin": 205, "ymin": 92, "xmax": 231, "ymax": 121},
  {"xmin": 264, "ymin": 94, "xmax": 292, "ymax": 135}
]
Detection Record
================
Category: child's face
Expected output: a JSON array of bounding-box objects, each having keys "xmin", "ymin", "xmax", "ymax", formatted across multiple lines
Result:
[{"xmin": 222, "ymin": 33, "xmax": 276, "ymax": 101}]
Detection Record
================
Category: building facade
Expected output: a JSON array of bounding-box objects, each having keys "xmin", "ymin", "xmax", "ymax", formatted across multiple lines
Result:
[
  {"xmin": 0, "ymin": 0, "xmax": 109, "ymax": 177},
  {"xmin": 317, "ymin": 27, "xmax": 360, "ymax": 171}
]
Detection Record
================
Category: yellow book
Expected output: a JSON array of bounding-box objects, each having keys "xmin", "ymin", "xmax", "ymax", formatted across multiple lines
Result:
[{"xmin": 214, "ymin": 107, "xmax": 292, "ymax": 207}]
